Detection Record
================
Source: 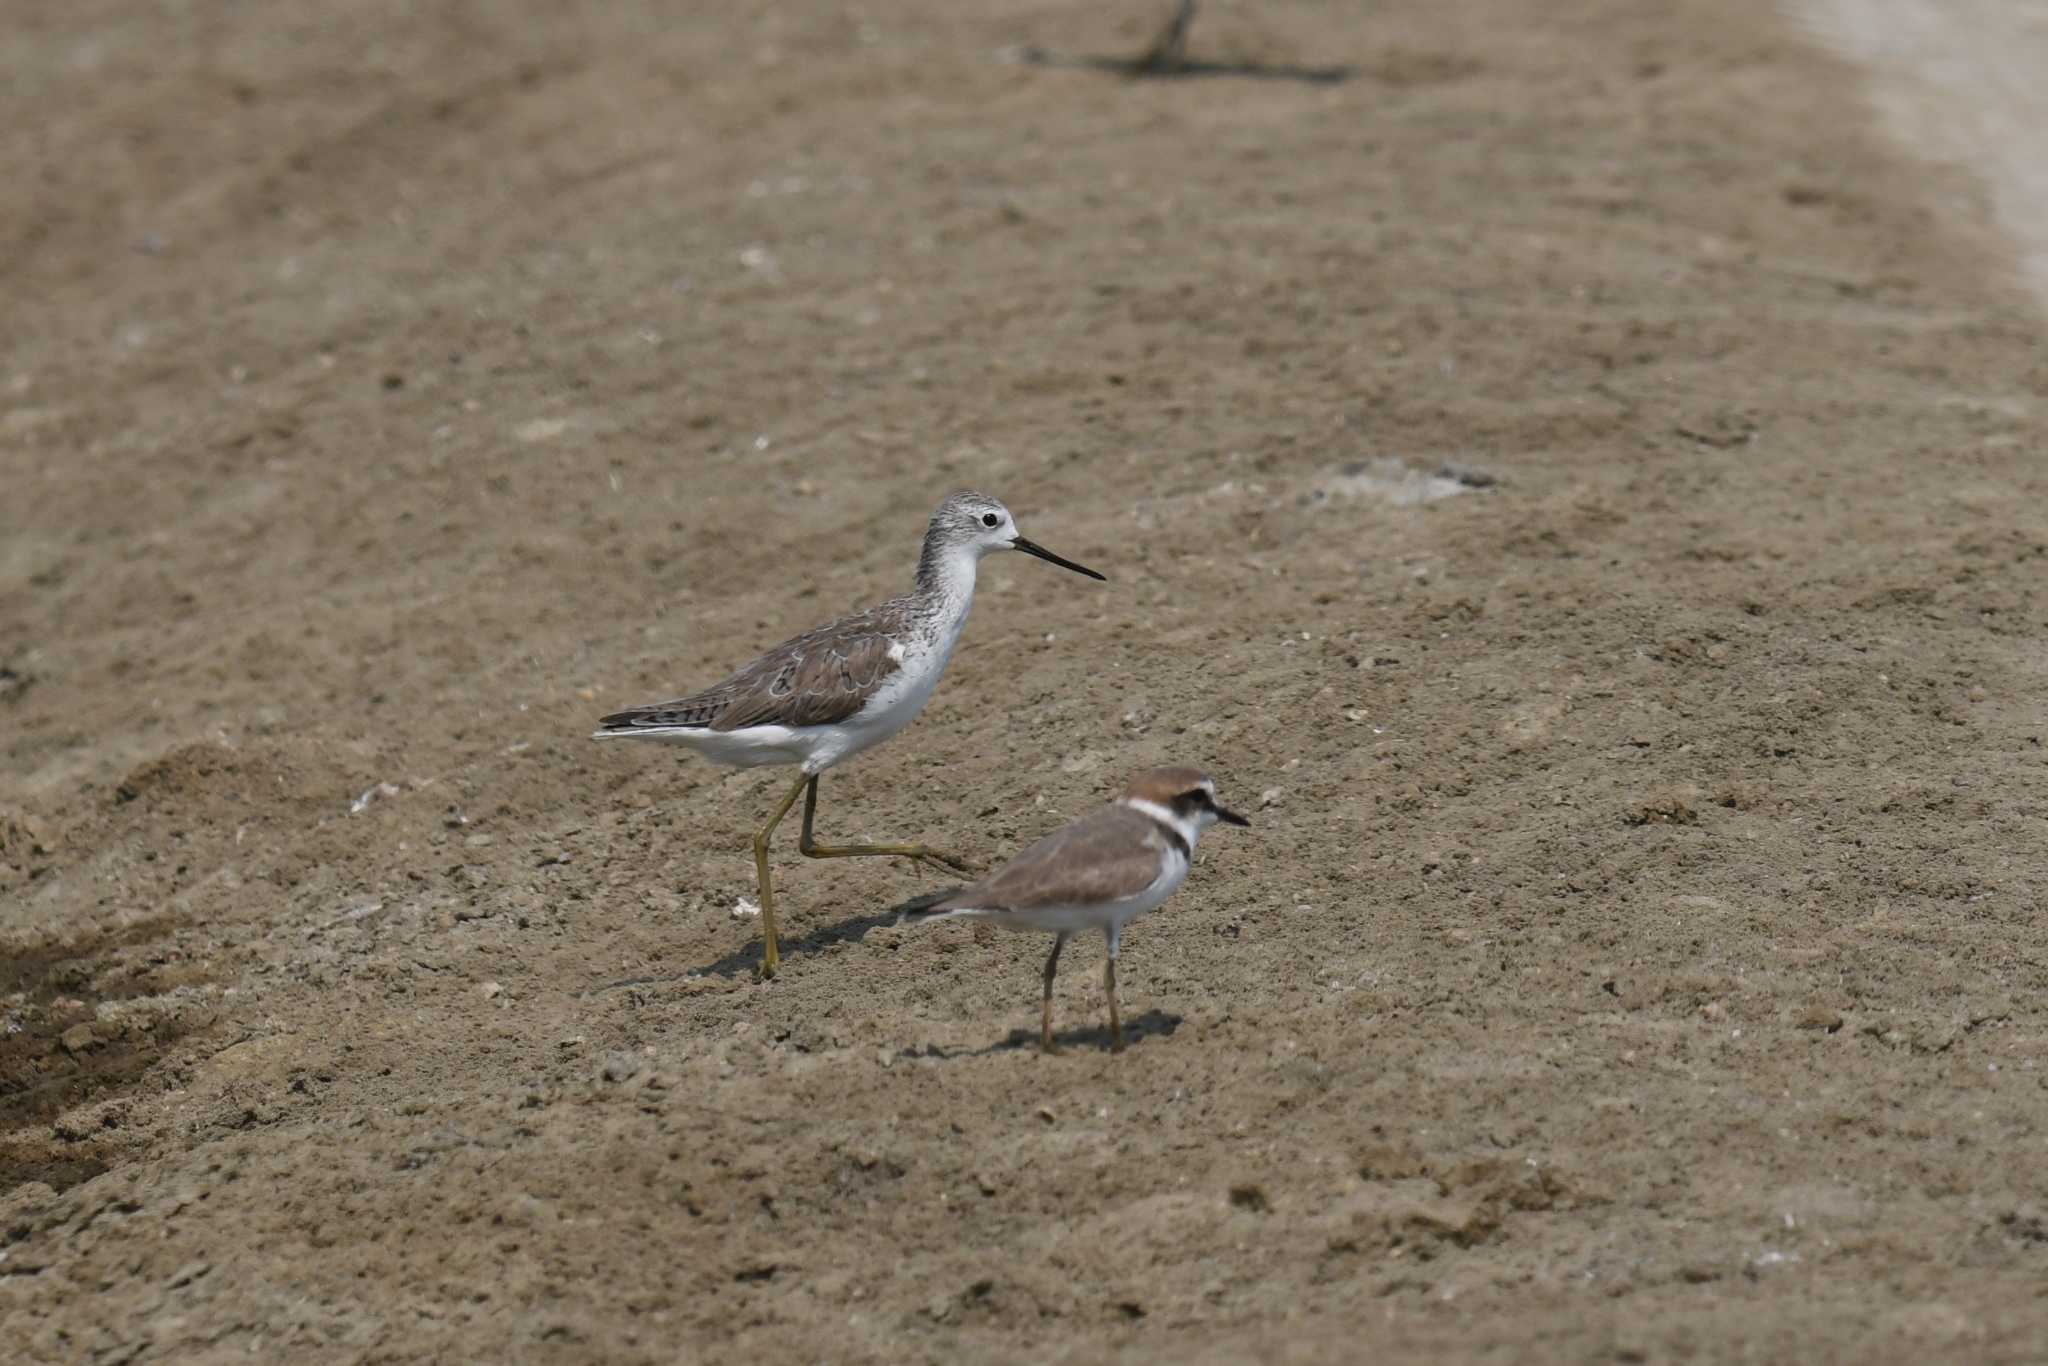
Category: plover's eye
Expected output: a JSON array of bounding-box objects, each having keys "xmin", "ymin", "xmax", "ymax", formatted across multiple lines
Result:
[{"xmin": 981, "ymin": 512, "xmax": 999, "ymax": 528}]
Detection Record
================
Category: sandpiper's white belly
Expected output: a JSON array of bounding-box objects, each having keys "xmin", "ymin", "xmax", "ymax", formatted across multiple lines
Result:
[
  {"xmin": 650, "ymin": 724, "xmax": 812, "ymax": 770},
  {"xmin": 800, "ymin": 617, "xmax": 962, "ymax": 772}
]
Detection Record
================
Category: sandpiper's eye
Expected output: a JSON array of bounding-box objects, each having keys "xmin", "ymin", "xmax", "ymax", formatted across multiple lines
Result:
[{"xmin": 981, "ymin": 512, "xmax": 999, "ymax": 528}]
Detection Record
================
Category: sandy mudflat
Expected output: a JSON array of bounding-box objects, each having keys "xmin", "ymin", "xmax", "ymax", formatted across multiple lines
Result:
[{"xmin": 5, "ymin": 1, "xmax": 2048, "ymax": 1360}]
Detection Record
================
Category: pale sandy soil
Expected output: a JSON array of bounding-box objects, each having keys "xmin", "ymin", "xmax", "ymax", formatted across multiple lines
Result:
[{"xmin": 5, "ymin": 1, "xmax": 2048, "ymax": 1361}]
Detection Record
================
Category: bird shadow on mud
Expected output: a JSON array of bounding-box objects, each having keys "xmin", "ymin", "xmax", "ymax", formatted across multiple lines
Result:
[
  {"xmin": 1012, "ymin": 46, "xmax": 1355, "ymax": 85},
  {"xmin": 898, "ymin": 1010, "xmax": 1184, "ymax": 1060},
  {"xmin": 585, "ymin": 886, "xmax": 965, "ymax": 991},
  {"xmin": 584, "ymin": 894, "xmax": 1186, "ymax": 1056}
]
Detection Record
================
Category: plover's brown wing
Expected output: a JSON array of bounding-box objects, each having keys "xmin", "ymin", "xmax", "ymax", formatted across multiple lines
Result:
[
  {"xmin": 933, "ymin": 806, "xmax": 1170, "ymax": 913},
  {"xmin": 597, "ymin": 607, "xmax": 904, "ymax": 735}
]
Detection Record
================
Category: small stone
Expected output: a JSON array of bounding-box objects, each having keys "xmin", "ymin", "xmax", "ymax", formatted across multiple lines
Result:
[
  {"xmin": 60, "ymin": 1022, "xmax": 97, "ymax": 1054},
  {"xmin": 1796, "ymin": 1005, "xmax": 1844, "ymax": 1033},
  {"xmin": 1260, "ymin": 787, "xmax": 1284, "ymax": 809},
  {"xmin": 1700, "ymin": 1002, "xmax": 1726, "ymax": 1022},
  {"xmin": 1228, "ymin": 1184, "xmax": 1271, "ymax": 1212},
  {"xmin": 1035, "ymin": 1105, "xmax": 1056, "ymax": 1125},
  {"xmin": 166, "ymin": 1260, "xmax": 212, "ymax": 1289},
  {"xmin": 601, "ymin": 1052, "xmax": 641, "ymax": 1083},
  {"xmin": 480, "ymin": 981, "xmax": 503, "ymax": 999}
]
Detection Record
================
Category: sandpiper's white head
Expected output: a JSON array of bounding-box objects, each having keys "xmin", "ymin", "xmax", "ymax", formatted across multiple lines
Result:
[
  {"xmin": 919, "ymin": 491, "xmax": 1107, "ymax": 586},
  {"xmin": 1118, "ymin": 766, "xmax": 1252, "ymax": 849}
]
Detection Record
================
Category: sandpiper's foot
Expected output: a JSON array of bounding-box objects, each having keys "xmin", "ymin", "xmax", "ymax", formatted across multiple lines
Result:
[
  {"xmin": 801, "ymin": 837, "xmax": 974, "ymax": 878},
  {"xmin": 908, "ymin": 846, "xmax": 976, "ymax": 877}
]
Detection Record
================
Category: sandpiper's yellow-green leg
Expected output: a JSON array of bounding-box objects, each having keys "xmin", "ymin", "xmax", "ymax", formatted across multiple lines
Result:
[
  {"xmin": 795, "ymin": 776, "xmax": 973, "ymax": 876},
  {"xmin": 750, "ymin": 773, "xmax": 810, "ymax": 978},
  {"xmin": 1041, "ymin": 933, "xmax": 1069, "ymax": 1053}
]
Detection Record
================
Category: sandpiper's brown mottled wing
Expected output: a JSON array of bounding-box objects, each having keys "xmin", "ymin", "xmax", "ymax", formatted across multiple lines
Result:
[
  {"xmin": 597, "ymin": 603, "xmax": 906, "ymax": 735},
  {"xmin": 931, "ymin": 805, "xmax": 1171, "ymax": 914}
]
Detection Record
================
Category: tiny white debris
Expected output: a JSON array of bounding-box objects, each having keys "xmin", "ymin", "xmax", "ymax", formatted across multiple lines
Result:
[
  {"xmin": 1260, "ymin": 787, "xmax": 1284, "ymax": 809},
  {"xmin": 739, "ymin": 245, "xmax": 778, "ymax": 274},
  {"xmin": 349, "ymin": 782, "xmax": 402, "ymax": 815},
  {"xmin": 504, "ymin": 741, "xmax": 531, "ymax": 755},
  {"xmin": 1313, "ymin": 457, "xmax": 1485, "ymax": 507},
  {"xmin": 514, "ymin": 417, "xmax": 568, "ymax": 443},
  {"xmin": 732, "ymin": 897, "xmax": 761, "ymax": 919},
  {"xmin": 481, "ymin": 982, "xmax": 503, "ymax": 999}
]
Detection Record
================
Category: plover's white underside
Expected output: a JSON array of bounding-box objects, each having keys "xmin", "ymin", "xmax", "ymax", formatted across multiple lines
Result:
[{"xmin": 907, "ymin": 765, "xmax": 1248, "ymax": 1052}]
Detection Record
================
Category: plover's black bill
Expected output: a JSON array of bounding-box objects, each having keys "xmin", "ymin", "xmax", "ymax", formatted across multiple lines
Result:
[
  {"xmin": 1012, "ymin": 536, "xmax": 1107, "ymax": 581},
  {"xmin": 1215, "ymin": 806, "xmax": 1252, "ymax": 828}
]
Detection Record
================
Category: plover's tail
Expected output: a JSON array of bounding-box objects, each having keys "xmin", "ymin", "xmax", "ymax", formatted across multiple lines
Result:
[{"xmin": 896, "ymin": 886, "xmax": 975, "ymax": 927}]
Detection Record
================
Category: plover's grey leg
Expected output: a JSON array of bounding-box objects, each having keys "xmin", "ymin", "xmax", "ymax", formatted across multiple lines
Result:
[
  {"xmin": 1104, "ymin": 955, "xmax": 1124, "ymax": 1053},
  {"xmin": 749, "ymin": 773, "xmax": 810, "ymax": 978},
  {"xmin": 1041, "ymin": 933, "xmax": 1069, "ymax": 1053},
  {"xmin": 1133, "ymin": 0, "xmax": 1196, "ymax": 74},
  {"xmin": 1103, "ymin": 924, "xmax": 1126, "ymax": 1052},
  {"xmin": 794, "ymin": 776, "xmax": 974, "ymax": 876}
]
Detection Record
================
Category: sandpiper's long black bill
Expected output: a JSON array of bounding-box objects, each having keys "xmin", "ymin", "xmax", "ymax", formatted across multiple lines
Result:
[
  {"xmin": 1216, "ymin": 806, "xmax": 1252, "ymax": 828},
  {"xmin": 1011, "ymin": 536, "xmax": 1107, "ymax": 581}
]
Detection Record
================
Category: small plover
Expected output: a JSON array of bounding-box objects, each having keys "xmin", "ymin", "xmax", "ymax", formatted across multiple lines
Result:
[
  {"xmin": 906, "ymin": 766, "xmax": 1248, "ymax": 1052},
  {"xmin": 594, "ymin": 491, "xmax": 1105, "ymax": 977}
]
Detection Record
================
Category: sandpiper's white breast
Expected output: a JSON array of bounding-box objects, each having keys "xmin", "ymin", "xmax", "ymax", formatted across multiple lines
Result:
[{"xmin": 806, "ymin": 603, "xmax": 970, "ymax": 771}]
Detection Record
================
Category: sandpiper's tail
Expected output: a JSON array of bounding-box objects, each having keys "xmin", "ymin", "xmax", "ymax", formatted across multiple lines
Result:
[{"xmin": 591, "ymin": 698, "xmax": 719, "ymax": 740}]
